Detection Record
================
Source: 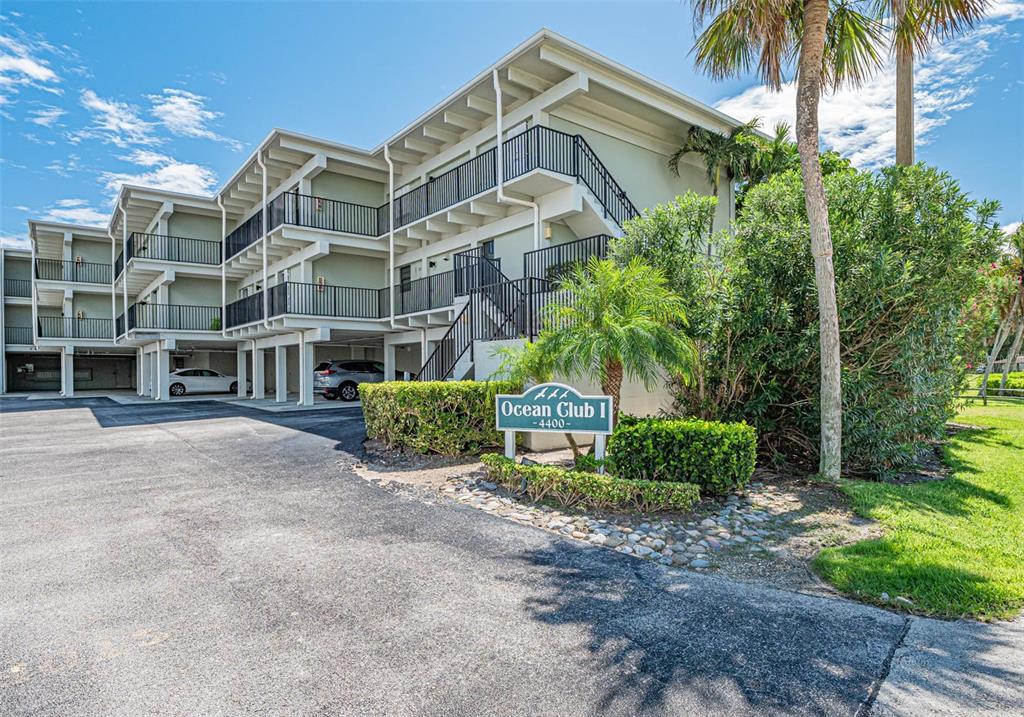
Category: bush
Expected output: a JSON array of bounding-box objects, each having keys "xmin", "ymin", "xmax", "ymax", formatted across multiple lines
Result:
[
  {"xmin": 672, "ymin": 164, "xmax": 1003, "ymax": 477},
  {"xmin": 986, "ymin": 372, "xmax": 1024, "ymax": 391},
  {"xmin": 360, "ymin": 380, "xmax": 517, "ymax": 456},
  {"xmin": 480, "ymin": 454, "xmax": 699, "ymax": 513},
  {"xmin": 607, "ymin": 416, "xmax": 756, "ymax": 495}
]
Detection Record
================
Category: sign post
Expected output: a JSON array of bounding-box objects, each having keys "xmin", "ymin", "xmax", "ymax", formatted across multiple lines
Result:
[{"xmin": 495, "ymin": 383, "xmax": 614, "ymax": 471}]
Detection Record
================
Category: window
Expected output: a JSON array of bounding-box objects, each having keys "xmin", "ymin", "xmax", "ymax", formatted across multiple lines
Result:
[
  {"xmin": 482, "ymin": 240, "xmax": 495, "ymax": 258},
  {"xmin": 200, "ymin": 370, "xmax": 219, "ymax": 377},
  {"xmin": 399, "ymin": 265, "xmax": 411, "ymax": 292},
  {"xmin": 178, "ymin": 369, "xmax": 200, "ymax": 377},
  {"xmin": 314, "ymin": 362, "xmax": 332, "ymax": 372}
]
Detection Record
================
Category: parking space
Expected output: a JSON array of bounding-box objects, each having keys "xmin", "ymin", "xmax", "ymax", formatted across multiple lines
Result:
[{"xmin": 1, "ymin": 397, "xmax": 907, "ymax": 716}]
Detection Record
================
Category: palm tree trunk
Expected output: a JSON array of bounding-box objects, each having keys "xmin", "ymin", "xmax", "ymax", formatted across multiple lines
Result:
[
  {"xmin": 602, "ymin": 358, "xmax": 624, "ymax": 427},
  {"xmin": 895, "ymin": 47, "xmax": 914, "ymax": 166},
  {"xmin": 998, "ymin": 314, "xmax": 1023, "ymax": 394},
  {"xmin": 796, "ymin": 0, "xmax": 843, "ymax": 480}
]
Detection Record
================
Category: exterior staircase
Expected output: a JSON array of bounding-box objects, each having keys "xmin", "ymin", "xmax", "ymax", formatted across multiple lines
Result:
[{"xmin": 415, "ymin": 133, "xmax": 637, "ymax": 381}]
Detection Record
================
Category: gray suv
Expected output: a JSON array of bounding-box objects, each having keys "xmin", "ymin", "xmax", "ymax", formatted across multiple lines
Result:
[{"xmin": 313, "ymin": 360, "xmax": 385, "ymax": 401}]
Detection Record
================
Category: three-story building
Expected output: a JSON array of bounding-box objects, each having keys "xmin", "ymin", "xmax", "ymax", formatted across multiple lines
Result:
[{"xmin": 4, "ymin": 30, "xmax": 744, "ymax": 404}]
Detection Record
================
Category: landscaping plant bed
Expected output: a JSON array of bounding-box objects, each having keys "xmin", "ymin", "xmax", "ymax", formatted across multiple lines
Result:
[{"xmin": 351, "ymin": 446, "xmax": 880, "ymax": 597}]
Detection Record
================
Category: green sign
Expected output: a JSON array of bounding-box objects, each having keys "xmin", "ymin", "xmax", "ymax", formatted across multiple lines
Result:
[{"xmin": 495, "ymin": 382, "xmax": 613, "ymax": 435}]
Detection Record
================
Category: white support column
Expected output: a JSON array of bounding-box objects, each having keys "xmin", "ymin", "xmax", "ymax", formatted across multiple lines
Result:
[
  {"xmin": 384, "ymin": 343, "xmax": 396, "ymax": 381},
  {"xmin": 155, "ymin": 347, "xmax": 170, "ymax": 401},
  {"xmin": 236, "ymin": 345, "xmax": 248, "ymax": 398},
  {"xmin": 252, "ymin": 348, "xmax": 265, "ymax": 400},
  {"xmin": 144, "ymin": 351, "xmax": 155, "ymax": 397},
  {"xmin": 298, "ymin": 338, "xmax": 314, "ymax": 407},
  {"xmin": 275, "ymin": 345, "xmax": 288, "ymax": 403},
  {"xmin": 136, "ymin": 347, "xmax": 146, "ymax": 396},
  {"xmin": 60, "ymin": 347, "xmax": 74, "ymax": 398}
]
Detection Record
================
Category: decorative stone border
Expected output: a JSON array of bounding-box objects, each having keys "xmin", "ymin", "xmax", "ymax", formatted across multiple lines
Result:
[{"xmin": 442, "ymin": 473, "xmax": 785, "ymax": 570}]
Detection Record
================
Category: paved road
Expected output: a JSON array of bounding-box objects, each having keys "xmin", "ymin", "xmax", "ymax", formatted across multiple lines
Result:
[{"xmin": 0, "ymin": 398, "xmax": 1013, "ymax": 716}]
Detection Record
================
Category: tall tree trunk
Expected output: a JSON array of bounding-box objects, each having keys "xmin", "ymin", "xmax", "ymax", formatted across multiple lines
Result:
[
  {"xmin": 980, "ymin": 292, "xmax": 1021, "ymax": 398},
  {"xmin": 895, "ymin": 47, "xmax": 914, "ymax": 166},
  {"xmin": 796, "ymin": 0, "xmax": 843, "ymax": 480},
  {"xmin": 998, "ymin": 314, "xmax": 1023, "ymax": 394},
  {"xmin": 602, "ymin": 358, "xmax": 624, "ymax": 427}
]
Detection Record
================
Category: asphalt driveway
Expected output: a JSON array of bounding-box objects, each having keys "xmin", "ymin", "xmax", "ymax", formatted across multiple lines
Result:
[{"xmin": 0, "ymin": 397, "xmax": 1017, "ymax": 716}]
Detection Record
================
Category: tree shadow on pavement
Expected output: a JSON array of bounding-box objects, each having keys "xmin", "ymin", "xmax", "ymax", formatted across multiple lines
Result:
[{"xmin": 507, "ymin": 543, "xmax": 907, "ymax": 716}]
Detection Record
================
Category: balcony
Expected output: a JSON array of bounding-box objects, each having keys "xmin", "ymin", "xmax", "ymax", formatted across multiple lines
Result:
[
  {"xmin": 127, "ymin": 303, "xmax": 221, "ymax": 332},
  {"xmin": 223, "ymin": 125, "xmax": 639, "ymax": 261},
  {"xmin": 225, "ymin": 282, "xmax": 381, "ymax": 329},
  {"xmin": 35, "ymin": 258, "xmax": 112, "ymax": 285},
  {"xmin": 127, "ymin": 232, "xmax": 221, "ymax": 267},
  {"xmin": 38, "ymin": 316, "xmax": 113, "ymax": 340},
  {"xmin": 5, "ymin": 325, "xmax": 32, "ymax": 344},
  {"xmin": 523, "ymin": 234, "xmax": 611, "ymax": 280},
  {"xmin": 4, "ymin": 277, "xmax": 31, "ymax": 297}
]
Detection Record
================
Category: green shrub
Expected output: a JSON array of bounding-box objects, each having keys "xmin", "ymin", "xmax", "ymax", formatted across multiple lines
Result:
[
  {"xmin": 360, "ymin": 380, "xmax": 517, "ymax": 456},
  {"xmin": 672, "ymin": 164, "xmax": 1003, "ymax": 477},
  {"xmin": 986, "ymin": 372, "xmax": 1024, "ymax": 391},
  {"xmin": 607, "ymin": 416, "xmax": 756, "ymax": 496},
  {"xmin": 480, "ymin": 454, "xmax": 699, "ymax": 512}
]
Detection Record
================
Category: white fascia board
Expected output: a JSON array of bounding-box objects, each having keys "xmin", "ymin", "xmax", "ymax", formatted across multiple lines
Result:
[{"xmin": 538, "ymin": 43, "xmax": 754, "ymax": 137}]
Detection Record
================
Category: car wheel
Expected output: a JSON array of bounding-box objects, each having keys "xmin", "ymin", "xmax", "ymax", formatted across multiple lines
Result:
[
  {"xmin": 169, "ymin": 382, "xmax": 186, "ymax": 397},
  {"xmin": 339, "ymin": 382, "xmax": 359, "ymax": 402},
  {"xmin": 229, "ymin": 381, "xmax": 238, "ymax": 394}
]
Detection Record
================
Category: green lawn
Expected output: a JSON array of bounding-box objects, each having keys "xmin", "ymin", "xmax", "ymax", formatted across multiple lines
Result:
[{"xmin": 814, "ymin": 399, "xmax": 1024, "ymax": 620}]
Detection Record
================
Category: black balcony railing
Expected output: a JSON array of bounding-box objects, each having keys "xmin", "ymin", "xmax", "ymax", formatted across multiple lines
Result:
[
  {"xmin": 224, "ymin": 212, "xmax": 263, "ymax": 260},
  {"xmin": 392, "ymin": 270, "xmax": 456, "ymax": 315},
  {"xmin": 116, "ymin": 313, "xmax": 125, "ymax": 337},
  {"xmin": 523, "ymin": 234, "xmax": 611, "ymax": 281},
  {"xmin": 128, "ymin": 232, "xmax": 221, "ymax": 265},
  {"xmin": 268, "ymin": 193, "xmax": 379, "ymax": 238},
  {"xmin": 5, "ymin": 325, "xmax": 32, "ymax": 344},
  {"xmin": 268, "ymin": 281, "xmax": 381, "ymax": 320},
  {"xmin": 224, "ymin": 291, "xmax": 265, "ymax": 329},
  {"xmin": 224, "ymin": 126, "xmax": 639, "ymax": 262},
  {"xmin": 128, "ymin": 303, "xmax": 221, "ymax": 331},
  {"xmin": 3, "ymin": 277, "xmax": 31, "ymax": 297},
  {"xmin": 38, "ymin": 316, "xmax": 113, "ymax": 340},
  {"xmin": 114, "ymin": 252, "xmax": 124, "ymax": 278},
  {"xmin": 35, "ymin": 258, "xmax": 112, "ymax": 284}
]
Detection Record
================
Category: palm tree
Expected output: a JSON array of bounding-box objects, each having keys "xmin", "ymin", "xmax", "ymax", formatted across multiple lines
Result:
[
  {"xmin": 689, "ymin": 0, "xmax": 884, "ymax": 479},
  {"xmin": 669, "ymin": 118, "xmax": 760, "ymax": 191},
  {"xmin": 535, "ymin": 258, "xmax": 697, "ymax": 426},
  {"xmin": 883, "ymin": 0, "xmax": 988, "ymax": 165}
]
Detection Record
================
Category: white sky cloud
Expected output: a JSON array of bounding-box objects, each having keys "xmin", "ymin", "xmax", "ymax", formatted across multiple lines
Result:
[
  {"xmin": 27, "ymin": 104, "xmax": 63, "ymax": 126},
  {"xmin": 38, "ymin": 199, "xmax": 109, "ymax": 227},
  {"xmin": 72, "ymin": 88, "xmax": 157, "ymax": 147},
  {"xmin": 148, "ymin": 88, "xmax": 241, "ymax": 150},
  {"xmin": 714, "ymin": 9, "xmax": 1022, "ymax": 168},
  {"xmin": 101, "ymin": 151, "xmax": 217, "ymax": 197},
  {"xmin": 0, "ymin": 34, "xmax": 61, "ymax": 107},
  {"xmin": 46, "ymin": 153, "xmax": 81, "ymax": 177},
  {"xmin": 1003, "ymin": 220, "xmax": 1022, "ymax": 237},
  {"xmin": 0, "ymin": 234, "xmax": 31, "ymax": 250}
]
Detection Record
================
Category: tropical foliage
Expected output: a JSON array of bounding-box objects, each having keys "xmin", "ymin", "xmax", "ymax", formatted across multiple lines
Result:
[
  {"xmin": 526, "ymin": 258, "xmax": 698, "ymax": 425},
  {"xmin": 672, "ymin": 164, "xmax": 1001, "ymax": 477}
]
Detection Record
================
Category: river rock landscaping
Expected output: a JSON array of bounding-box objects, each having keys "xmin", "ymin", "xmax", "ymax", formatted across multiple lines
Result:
[{"xmin": 352, "ymin": 446, "xmax": 880, "ymax": 596}]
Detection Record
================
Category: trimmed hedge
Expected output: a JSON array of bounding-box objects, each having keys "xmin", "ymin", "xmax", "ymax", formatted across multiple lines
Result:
[
  {"xmin": 360, "ymin": 380, "xmax": 517, "ymax": 456},
  {"xmin": 481, "ymin": 454, "xmax": 700, "ymax": 513},
  {"xmin": 607, "ymin": 416, "xmax": 756, "ymax": 496},
  {"xmin": 985, "ymin": 372, "xmax": 1024, "ymax": 391}
]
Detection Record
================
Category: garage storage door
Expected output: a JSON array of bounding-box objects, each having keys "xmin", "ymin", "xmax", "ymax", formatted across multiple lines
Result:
[{"xmin": 6, "ymin": 353, "xmax": 60, "ymax": 391}]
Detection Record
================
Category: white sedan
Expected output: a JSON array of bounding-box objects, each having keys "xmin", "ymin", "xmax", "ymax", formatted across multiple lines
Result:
[{"xmin": 167, "ymin": 368, "xmax": 251, "ymax": 396}]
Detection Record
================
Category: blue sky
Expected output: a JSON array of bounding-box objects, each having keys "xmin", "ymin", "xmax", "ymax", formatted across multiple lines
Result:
[{"xmin": 1, "ymin": 1, "xmax": 1022, "ymax": 248}]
